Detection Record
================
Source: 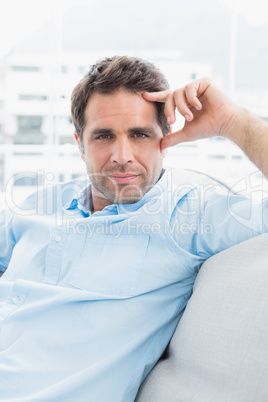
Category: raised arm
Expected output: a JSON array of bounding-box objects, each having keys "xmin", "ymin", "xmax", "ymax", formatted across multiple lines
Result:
[{"xmin": 143, "ymin": 78, "xmax": 268, "ymax": 179}]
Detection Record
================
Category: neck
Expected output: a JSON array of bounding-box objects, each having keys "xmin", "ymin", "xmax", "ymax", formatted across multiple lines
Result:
[{"xmin": 91, "ymin": 186, "xmax": 113, "ymax": 213}]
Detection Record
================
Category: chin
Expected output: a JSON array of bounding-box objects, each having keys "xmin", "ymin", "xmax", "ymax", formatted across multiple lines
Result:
[
  {"xmin": 117, "ymin": 196, "xmax": 142, "ymax": 204},
  {"xmin": 110, "ymin": 192, "xmax": 144, "ymax": 205}
]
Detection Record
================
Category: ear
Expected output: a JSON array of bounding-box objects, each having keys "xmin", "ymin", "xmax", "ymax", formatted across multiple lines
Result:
[
  {"xmin": 74, "ymin": 132, "xmax": 85, "ymax": 162},
  {"xmin": 161, "ymin": 149, "xmax": 168, "ymax": 158}
]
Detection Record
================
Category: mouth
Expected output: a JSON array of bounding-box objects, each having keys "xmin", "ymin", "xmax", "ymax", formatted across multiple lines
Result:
[{"xmin": 108, "ymin": 174, "xmax": 140, "ymax": 184}]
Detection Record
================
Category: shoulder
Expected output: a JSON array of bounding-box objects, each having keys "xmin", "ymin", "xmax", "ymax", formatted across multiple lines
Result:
[
  {"xmin": 166, "ymin": 168, "xmax": 232, "ymax": 191},
  {"xmin": 12, "ymin": 175, "xmax": 90, "ymax": 215},
  {"xmin": 164, "ymin": 168, "xmax": 232, "ymax": 208}
]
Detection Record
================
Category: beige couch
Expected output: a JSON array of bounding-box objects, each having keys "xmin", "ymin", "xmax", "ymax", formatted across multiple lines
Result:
[{"xmin": 136, "ymin": 233, "xmax": 268, "ymax": 402}]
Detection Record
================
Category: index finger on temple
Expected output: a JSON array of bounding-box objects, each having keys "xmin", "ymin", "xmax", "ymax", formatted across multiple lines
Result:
[{"xmin": 142, "ymin": 90, "xmax": 170, "ymax": 103}]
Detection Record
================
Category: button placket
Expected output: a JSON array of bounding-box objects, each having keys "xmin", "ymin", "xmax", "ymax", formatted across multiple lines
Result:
[
  {"xmin": 43, "ymin": 230, "xmax": 67, "ymax": 285},
  {"xmin": 54, "ymin": 234, "xmax": 62, "ymax": 242}
]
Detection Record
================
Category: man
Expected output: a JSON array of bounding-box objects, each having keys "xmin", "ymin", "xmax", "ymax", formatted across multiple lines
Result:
[{"xmin": 0, "ymin": 56, "xmax": 267, "ymax": 401}]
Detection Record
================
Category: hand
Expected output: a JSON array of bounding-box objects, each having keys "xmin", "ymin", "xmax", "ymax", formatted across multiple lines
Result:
[{"xmin": 143, "ymin": 78, "xmax": 240, "ymax": 151}]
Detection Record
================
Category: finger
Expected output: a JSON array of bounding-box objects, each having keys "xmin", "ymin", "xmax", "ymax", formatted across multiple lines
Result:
[
  {"xmin": 173, "ymin": 89, "xmax": 194, "ymax": 122},
  {"xmin": 160, "ymin": 129, "xmax": 191, "ymax": 151},
  {"xmin": 164, "ymin": 92, "xmax": 176, "ymax": 124},
  {"xmin": 142, "ymin": 90, "xmax": 170, "ymax": 103},
  {"xmin": 184, "ymin": 83, "xmax": 203, "ymax": 110}
]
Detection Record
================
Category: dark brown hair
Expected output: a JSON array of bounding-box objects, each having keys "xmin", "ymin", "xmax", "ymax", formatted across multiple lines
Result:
[{"xmin": 71, "ymin": 55, "xmax": 170, "ymax": 149}]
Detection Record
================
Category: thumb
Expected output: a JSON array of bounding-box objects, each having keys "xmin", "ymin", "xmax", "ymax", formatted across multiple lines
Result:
[{"xmin": 160, "ymin": 129, "xmax": 191, "ymax": 151}]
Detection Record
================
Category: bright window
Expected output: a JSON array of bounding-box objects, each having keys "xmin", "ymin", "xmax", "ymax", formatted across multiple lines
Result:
[{"xmin": 0, "ymin": 0, "xmax": 268, "ymax": 209}]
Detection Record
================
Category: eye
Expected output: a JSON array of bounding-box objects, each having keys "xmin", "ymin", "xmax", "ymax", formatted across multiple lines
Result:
[
  {"xmin": 96, "ymin": 134, "xmax": 112, "ymax": 140},
  {"xmin": 133, "ymin": 132, "xmax": 148, "ymax": 139}
]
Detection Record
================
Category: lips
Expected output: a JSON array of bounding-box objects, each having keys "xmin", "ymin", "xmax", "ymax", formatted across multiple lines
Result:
[{"xmin": 108, "ymin": 174, "xmax": 140, "ymax": 184}]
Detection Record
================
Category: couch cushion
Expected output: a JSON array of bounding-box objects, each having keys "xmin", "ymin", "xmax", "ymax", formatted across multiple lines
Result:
[{"xmin": 136, "ymin": 233, "xmax": 268, "ymax": 402}]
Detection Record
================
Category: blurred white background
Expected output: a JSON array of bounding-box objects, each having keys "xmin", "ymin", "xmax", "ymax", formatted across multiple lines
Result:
[{"xmin": 0, "ymin": 0, "xmax": 268, "ymax": 209}]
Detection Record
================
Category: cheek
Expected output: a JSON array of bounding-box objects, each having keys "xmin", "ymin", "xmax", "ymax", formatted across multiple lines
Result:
[
  {"xmin": 136, "ymin": 140, "xmax": 161, "ymax": 157},
  {"xmin": 84, "ymin": 149, "xmax": 107, "ymax": 169},
  {"xmin": 140, "ymin": 151, "xmax": 163, "ymax": 172}
]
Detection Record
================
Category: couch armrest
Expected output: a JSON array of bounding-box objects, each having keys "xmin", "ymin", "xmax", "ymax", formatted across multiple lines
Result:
[{"xmin": 136, "ymin": 234, "xmax": 268, "ymax": 402}]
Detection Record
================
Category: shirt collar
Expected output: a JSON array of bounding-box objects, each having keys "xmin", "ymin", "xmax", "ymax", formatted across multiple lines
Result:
[{"xmin": 64, "ymin": 181, "xmax": 92, "ymax": 216}]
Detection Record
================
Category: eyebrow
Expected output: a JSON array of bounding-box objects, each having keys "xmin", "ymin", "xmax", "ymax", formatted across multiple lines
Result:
[
  {"xmin": 90, "ymin": 128, "xmax": 114, "ymax": 136},
  {"xmin": 128, "ymin": 127, "xmax": 155, "ymax": 135},
  {"xmin": 90, "ymin": 127, "xmax": 155, "ymax": 136}
]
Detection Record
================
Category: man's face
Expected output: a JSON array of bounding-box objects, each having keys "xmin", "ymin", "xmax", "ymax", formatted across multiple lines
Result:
[{"xmin": 75, "ymin": 89, "xmax": 166, "ymax": 211}]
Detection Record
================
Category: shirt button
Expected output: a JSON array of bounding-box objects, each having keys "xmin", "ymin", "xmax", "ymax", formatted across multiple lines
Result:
[
  {"xmin": 54, "ymin": 234, "xmax": 62, "ymax": 242},
  {"xmin": 10, "ymin": 296, "xmax": 20, "ymax": 304}
]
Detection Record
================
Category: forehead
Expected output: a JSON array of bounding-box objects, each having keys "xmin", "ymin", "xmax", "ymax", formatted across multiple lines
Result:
[{"xmin": 84, "ymin": 89, "xmax": 159, "ymax": 128}]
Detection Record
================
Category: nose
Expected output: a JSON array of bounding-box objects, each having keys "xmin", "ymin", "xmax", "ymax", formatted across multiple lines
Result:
[{"xmin": 111, "ymin": 137, "xmax": 134, "ymax": 165}]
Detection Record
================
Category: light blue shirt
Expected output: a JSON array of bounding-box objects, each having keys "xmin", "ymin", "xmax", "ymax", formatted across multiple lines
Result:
[{"xmin": 0, "ymin": 169, "xmax": 267, "ymax": 401}]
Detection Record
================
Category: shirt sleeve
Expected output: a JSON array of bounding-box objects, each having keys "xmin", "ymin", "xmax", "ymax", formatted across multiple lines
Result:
[
  {"xmin": 196, "ymin": 187, "xmax": 268, "ymax": 259},
  {"xmin": 0, "ymin": 207, "xmax": 16, "ymax": 272},
  {"xmin": 170, "ymin": 186, "xmax": 268, "ymax": 267}
]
